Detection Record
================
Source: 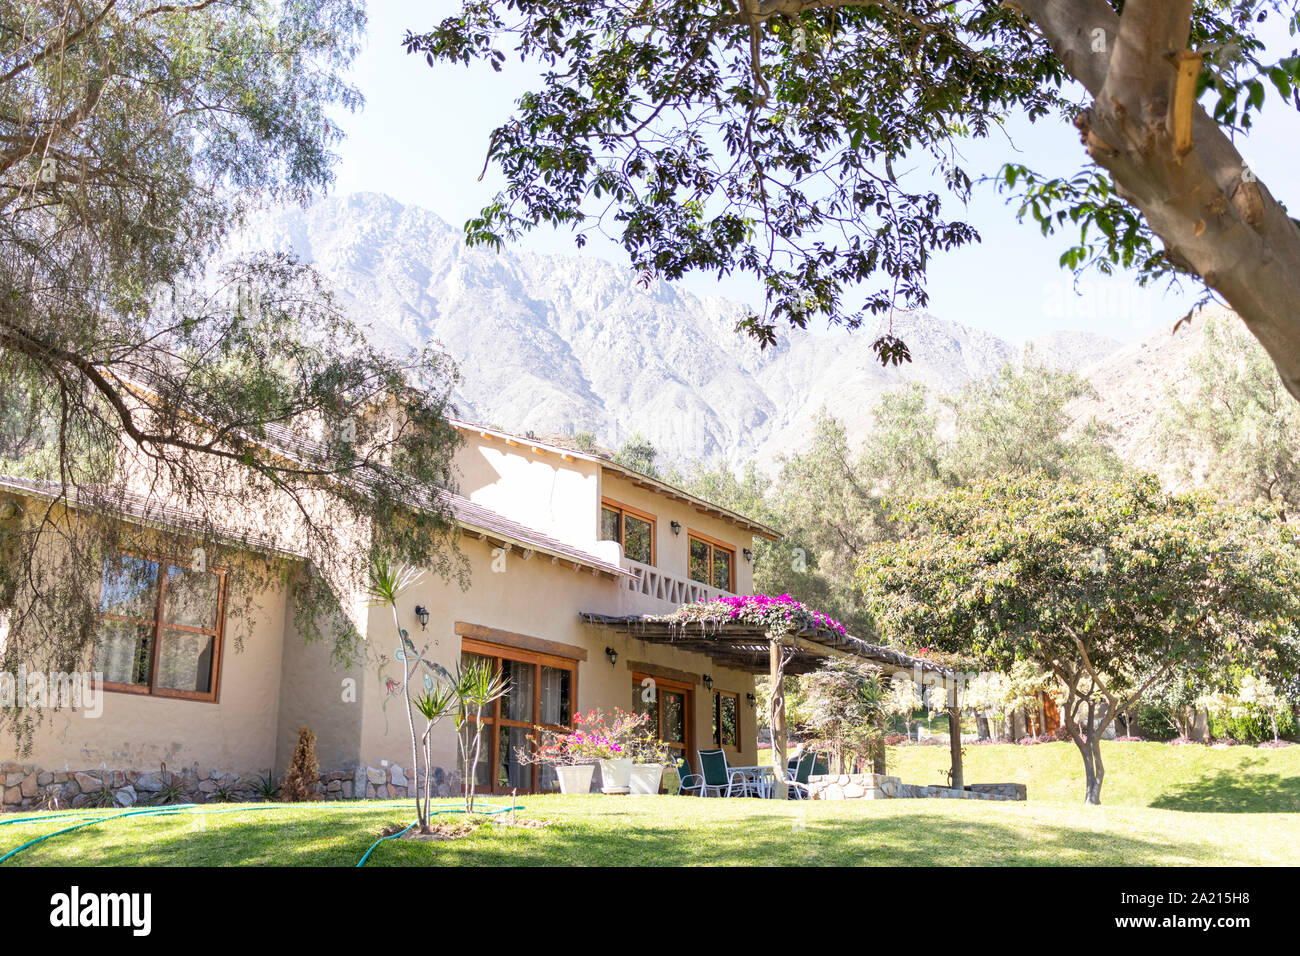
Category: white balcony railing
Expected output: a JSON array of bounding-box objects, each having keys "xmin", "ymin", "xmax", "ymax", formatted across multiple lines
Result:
[{"xmin": 622, "ymin": 559, "xmax": 730, "ymax": 609}]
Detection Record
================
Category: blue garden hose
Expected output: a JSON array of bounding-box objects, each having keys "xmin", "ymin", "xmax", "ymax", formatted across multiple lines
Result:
[
  {"xmin": 353, "ymin": 802, "xmax": 523, "ymax": 867},
  {"xmin": 0, "ymin": 799, "xmax": 524, "ymax": 866},
  {"xmin": 355, "ymin": 820, "xmax": 419, "ymax": 866},
  {"xmin": 0, "ymin": 805, "xmax": 195, "ymax": 864}
]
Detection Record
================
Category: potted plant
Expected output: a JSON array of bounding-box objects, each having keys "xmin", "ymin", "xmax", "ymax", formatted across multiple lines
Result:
[
  {"xmin": 520, "ymin": 709, "xmax": 650, "ymax": 794},
  {"xmin": 574, "ymin": 709, "xmax": 648, "ymax": 793},
  {"xmin": 627, "ymin": 730, "xmax": 673, "ymax": 795},
  {"xmin": 519, "ymin": 728, "xmax": 597, "ymax": 794}
]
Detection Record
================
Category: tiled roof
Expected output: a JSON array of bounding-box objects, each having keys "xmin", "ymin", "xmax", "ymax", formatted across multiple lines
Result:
[
  {"xmin": 447, "ymin": 419, "xmax": 783, "ymax": 541},
  {"xmin": 17, "ymin": 373, "xmax": 632, "ymax": 578},
  {"xmin": 0, "ymin": 474, "xmax": 631, "ymax": 579},
  {"xmin": 437, "ymin": 489, "xmax": 633, "ymax": 579},
  {"xmin": 0, "ymin": 474, "xmax": 300, "ymax": 557}
]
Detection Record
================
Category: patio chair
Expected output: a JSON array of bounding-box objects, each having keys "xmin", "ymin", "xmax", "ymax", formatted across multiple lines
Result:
[
  {"xmin": 674, "ymin": 754, "xmax": 704, "ymax": 796},
  {"xmin": 786, "ymin": 748, "xmax": 819, "ymax": 800},
  {"xmin": 696, "ymin": 749, "xmax": 746, "ymax": 798}
]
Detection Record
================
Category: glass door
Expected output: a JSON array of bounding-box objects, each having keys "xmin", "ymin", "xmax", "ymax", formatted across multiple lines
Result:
[
  {"xmin": 632, "ymin": 673, "xmax": 694, "ymax": 771},
  {"xmin": 460, "ymin": 640, "xmax": 576, "ymax": 794}
]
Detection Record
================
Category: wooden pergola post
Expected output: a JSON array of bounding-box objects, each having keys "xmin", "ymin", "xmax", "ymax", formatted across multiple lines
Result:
[{"xmin": 769, "ymin": 638, "xmax": 788, "ymax": 801}]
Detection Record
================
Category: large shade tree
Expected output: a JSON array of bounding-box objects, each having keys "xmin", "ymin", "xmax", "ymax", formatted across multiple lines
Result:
[
  {"xmin": 406, "ymin": 1, "xmax": 1300, "ymax": 400},
  {"xmin": 0, "ymin": 2, "xmax": 466, "ymax": 750},
  {"xmin": 859, "ymin": 473, "xmax": 1300, "ymax": 803}
]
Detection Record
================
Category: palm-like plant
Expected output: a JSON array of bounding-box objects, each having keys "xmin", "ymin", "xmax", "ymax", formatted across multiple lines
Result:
[
  {"xmin": 413, "ymin": 685, "xmax": 457, "ymax": 825},
  {"xmin": 364, "ymin": 556, "xmax": 449, "ymax": 832},
  {"xmin": 452, "ymin": 658, "xmax": 510, "ymax": 813}
]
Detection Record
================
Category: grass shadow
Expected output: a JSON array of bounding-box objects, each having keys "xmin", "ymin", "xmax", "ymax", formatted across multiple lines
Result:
[{"xmin": 1149, "ymin": 767, "xmax": 1300, "ymax": 813}]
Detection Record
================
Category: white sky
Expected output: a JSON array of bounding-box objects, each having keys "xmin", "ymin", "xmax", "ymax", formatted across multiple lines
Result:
[{"xmin": 328, "ymin": 1, "xmax": 1300, "ymax": 344}]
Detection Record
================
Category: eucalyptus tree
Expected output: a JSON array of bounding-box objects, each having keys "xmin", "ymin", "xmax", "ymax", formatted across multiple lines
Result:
[
  {"xmin": 941, "ymin": 361, "xmax": 1122, "ymax": 486},
  {"xmin": 0, "ymin": 2, "xmax": 465, "ymax": 751},
  {"xmin": 1159, "ymin": 315, "xmax": 1300, "ymax": 522},
  {"xmin": 406, "ymin": 1, "xmax": 1300, "ymax": 402},
  {"xmin": 860, "ymin": 473, "xmax": 1300, "ymax": 803}
]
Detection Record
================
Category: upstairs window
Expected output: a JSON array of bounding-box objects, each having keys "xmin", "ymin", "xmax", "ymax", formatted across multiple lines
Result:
[
  {"xmin": 599, "ymin": 499, "xmax": 655, "ymax": 565},
  {"xmin": 688, "ymin": 534, "xmax": 734, "ymax": 592},
  {"xmin": 93, "ymin": 554, "xmax": 226, "ymax": 702}
]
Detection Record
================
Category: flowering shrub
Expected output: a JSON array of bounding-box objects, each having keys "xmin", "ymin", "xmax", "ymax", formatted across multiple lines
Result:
[
  {"xmin": 522, "ymin": 709, "xmax": 649, "ymax": 765},
  {"xmin": 656, "ymin": 593, "xmax": 848, "ymax": 639}
]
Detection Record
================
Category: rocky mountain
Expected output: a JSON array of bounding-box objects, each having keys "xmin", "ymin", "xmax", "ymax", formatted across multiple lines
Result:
[
  {"xmin": 1069, "ymin": 311, "xmax": 1214, "ymax": 484},
  {"xmin": 238, "ymin": 192, "xmax": 1134, "ymax": 467}
]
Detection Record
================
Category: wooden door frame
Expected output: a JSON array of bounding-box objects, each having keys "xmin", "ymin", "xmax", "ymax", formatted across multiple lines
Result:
[{"xmin": 632, "ymin": 670, "xmax": 695, "ymax": 767}]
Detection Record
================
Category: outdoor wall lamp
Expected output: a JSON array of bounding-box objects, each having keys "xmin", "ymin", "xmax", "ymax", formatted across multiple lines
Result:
[
  {"xmin": 703, "ymin": 674, "xmax": 714, "ymax": 691},
  {"xmin": 742, "ymin": 548, "xmax": 752, "ymax": 562},
  {"xmin": 670, "ymin": 521, "xmax": 681, "ymax": 535},
  {"xmin": 746, "ymin": 693, "xmax": 757, "ymax": 708},
  {"xmin": 413, "ymin": 605, "xmax": 430, "ymax": 630},
  {"xmin": 605, "ymin": 646, "xmax": 619, "ymax": 666}
]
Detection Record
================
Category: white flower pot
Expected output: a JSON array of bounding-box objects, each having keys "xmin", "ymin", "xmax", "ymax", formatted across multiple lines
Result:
[
  {"xmin": 628, "ymin": 763, "xmax": 664, "ymax": 795},
  {"xmin": 554, "ymin": 764, "xmax": 595, "ymax": 794},
  {"xmin": 598, "ymin": 757, "xmax": 634, "ymax": 793}
]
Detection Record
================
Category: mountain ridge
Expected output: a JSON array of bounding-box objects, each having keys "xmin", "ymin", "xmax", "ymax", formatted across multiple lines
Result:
[{"xmin": 237, "ymin": 192, "xmax": 1151, "ymax": 468}]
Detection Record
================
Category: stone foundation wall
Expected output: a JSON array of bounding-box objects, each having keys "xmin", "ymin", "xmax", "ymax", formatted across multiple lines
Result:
[
  {"xmin": 1, "ymin": 760, "xmax": 464, "ymax": 812},
  {"xmin": 968, "ymin": 782, "xmax": 1027, "ymax": 800},
  {"xmin": 807, "ymin": 773, "xmax": 1026, "ymax": 802}
]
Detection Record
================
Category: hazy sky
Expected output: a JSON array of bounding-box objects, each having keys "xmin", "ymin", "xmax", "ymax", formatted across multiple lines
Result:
[{"xmin": 328, "ymin": 2, "xmax": 1300, "ymax": 345}]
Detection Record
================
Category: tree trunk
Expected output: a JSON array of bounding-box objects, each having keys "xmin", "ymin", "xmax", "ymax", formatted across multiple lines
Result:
[
  {"xmin": 1073, "ymin": 731, "xmax": 1106, "ymax": 804},
  {"xmin": 1065, "ymin": 698, "xmax": 1107, "ymax": 804},
  {"xmin": 872, "ymin": 739, "xmax": 886, "ymax": 775},
  {"xmin": 976, "ymin": 712, "xmax": 991, "ymax": 741},
  {"xmin": 947, "ymin": 706, "xmax": 964, "ymax": 790},
  {"xmin": 1014, "ymin": 0, "xmax": 1300, "ymax": 403}
]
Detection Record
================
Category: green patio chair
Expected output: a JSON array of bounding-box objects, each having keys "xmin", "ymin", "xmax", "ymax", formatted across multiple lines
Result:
[
  {"xmin": 785, "ymin": 749, "xmax": 818, "ymax": 800},
  {"xmin": 674, "ymin": 754, "xmax": 703, "ymax": 796},
  {"xmin": 696, "ymin": 748, "xmax": 746, "ymax": 797}
]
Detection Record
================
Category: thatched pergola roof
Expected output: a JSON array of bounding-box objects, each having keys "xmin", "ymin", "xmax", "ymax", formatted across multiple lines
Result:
[{"xmin": 579, "ymin": 611, "xmax": 956, "ymax": 679}]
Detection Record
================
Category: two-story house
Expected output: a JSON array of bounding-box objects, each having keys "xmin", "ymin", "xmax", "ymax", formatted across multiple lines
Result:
[{"xmin": 1, "ymin": 418, "xmax": 780, "ymax": 807}]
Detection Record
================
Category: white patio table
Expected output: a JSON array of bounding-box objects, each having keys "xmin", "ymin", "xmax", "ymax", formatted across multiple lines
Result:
[{"xmin": 727, "ymin": 765, "xmax": 778, "ymax": 798}]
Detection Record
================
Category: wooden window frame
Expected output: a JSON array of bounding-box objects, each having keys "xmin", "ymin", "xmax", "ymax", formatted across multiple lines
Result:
[
  {"xmin": 600, "ymin": 497, "xmax": 657, "ymax": 566},
  {"xmin": 632, "ymin": 671, "xmax": 694, "ymax": 764},
  {"xmin": 712, "ymin": 690, "xmax": 742, "ymax": 753},
  {"xmin": 461, "ymin": 637, "xmax": 579, "ymax": 795},
  {"xmin": 94, "ymin": 552, "xmax": 228, "ymax": 704},
  {"xmin": 687, "ymin": 530, "xmax": 736, "ymax": 593}
]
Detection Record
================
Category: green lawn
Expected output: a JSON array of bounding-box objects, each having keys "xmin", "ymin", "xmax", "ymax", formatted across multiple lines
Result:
[
  {"xmin": 888, "ymin": 740, "xmax": 1300, "ymax": 812},
  {"xmin": 1, "ymin": 742, "xmax": 1295, "ymax": 866}
]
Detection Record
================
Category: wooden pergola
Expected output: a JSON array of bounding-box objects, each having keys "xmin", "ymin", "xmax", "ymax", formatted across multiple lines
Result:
[{"xmin": 580, "ymin": 611, "xmax": 964, "ymax": 799}]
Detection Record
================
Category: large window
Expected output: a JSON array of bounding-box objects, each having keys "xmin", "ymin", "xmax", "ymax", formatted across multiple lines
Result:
[
  {"xmin": 712, "ymin": 691, "xmax": 740, "ymax": 751},
  {"xmin": 600, "ymin": 499, "xmax": 655, "ymax": 565},
  {"xmin": 461, "ymin": 640, "xmax": 576, "ymax": 793},
  {"xmin": 688, "ymin": 534, "xmax": 734, "ymax": 592},
  {"xmin": 93, "ymin": 554, "xmax": 226, "ymax": 702}
]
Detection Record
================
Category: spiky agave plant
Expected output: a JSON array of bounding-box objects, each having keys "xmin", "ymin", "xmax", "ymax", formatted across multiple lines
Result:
[
  {"xmin": 452, "ymin": 658, "xmax": 509, "ymax": 814},
  {"xmin": 413, "ymin": 685, "xmax": 457, "ymax": 828},
  {"xmin": 363, "ymin": 557, "xmax": 425, "ymax": 823}
]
